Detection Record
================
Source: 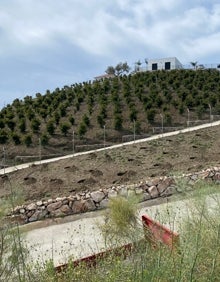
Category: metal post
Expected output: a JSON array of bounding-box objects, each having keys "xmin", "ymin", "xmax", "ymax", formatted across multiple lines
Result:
[
  {"xmin": 133, "ymin": 120, "xmax": 136, "ymax": 141},
  {"xmin": 208, "ymin": 104, "xmax": 212, "ymax": 122},
  {"xmin": 39, "ymin": 138, "xmax": 41, "ymax": 162},
  {"xmin": 103, "ymin": 125, "xmax": 106, "ymax": 148},
  {"xmin": 72, "ymin": 130, "xmax": 75, "ymax": 154},
  {"xmin": 160, "ymin": 114, "xmax": 164, "ymax": 133},
  {"xmin": 187, "ymin": 108, "xmax": 190, "ymax": 127},
  {"xmin": 3, "ymin": 147, "xmax": 5, "ymax": 175}
]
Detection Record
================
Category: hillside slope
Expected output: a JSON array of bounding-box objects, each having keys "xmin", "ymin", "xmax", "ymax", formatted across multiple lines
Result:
[
  {"xmin": 0, "ymin": 69, "xmax": 220, "ymax": 163},
  {"xmin": 1, "ymin": 124, "xmax": 220, "ymax": 204}
]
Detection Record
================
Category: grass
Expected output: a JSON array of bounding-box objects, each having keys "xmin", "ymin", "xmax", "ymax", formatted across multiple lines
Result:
[{"xmin": 1, "ymin": 179, "xmax": 220, "ymax": 281}]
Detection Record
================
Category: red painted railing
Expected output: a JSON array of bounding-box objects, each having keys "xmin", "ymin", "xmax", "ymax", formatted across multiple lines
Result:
[
  {"xmin": 141, "ymin": 215, "xmax": 179, "ymax": 250},
  {"xmin": 55, "ymin": 242, "xmax": 134, "ymax": 272},
  {"xmin": 55, "ymin": 214, "xmax": 179, "ymax": 273}
]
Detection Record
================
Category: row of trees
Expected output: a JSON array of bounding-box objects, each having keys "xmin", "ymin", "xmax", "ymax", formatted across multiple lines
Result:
[
  {"xmin": 105, "ymin": 62, "xmax": 131, "ymax": 76},
  {"xmin": 0, "ymin": 68, "xmax": 220, "ymax": 147},
  {"xmin": 105, "ymin": 59, "xmax": 148, "ymax": 75}
]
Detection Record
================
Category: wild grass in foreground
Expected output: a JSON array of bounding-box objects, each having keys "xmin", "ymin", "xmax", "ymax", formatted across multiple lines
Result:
[{"xmin": 1, "ymin": 181, "xmax": 220, "ymax": 281}]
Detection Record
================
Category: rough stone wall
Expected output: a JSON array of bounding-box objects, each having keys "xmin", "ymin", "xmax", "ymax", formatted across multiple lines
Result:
[{"xmin": 10, "ymin": 167, "xmax": 220, "ymax": 224}]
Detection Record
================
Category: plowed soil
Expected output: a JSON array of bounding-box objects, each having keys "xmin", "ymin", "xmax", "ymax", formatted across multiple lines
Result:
[{"xmin": 1, "ymin": 125, "xmax": 220, "ymax": 205}]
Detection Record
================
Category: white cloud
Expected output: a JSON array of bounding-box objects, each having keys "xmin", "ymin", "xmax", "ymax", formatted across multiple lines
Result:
[
  {"xmin": 0, "ymin": 0, "xmax": 220, "ymax": 107},
  {"xmin": 1, "ymin": 0, "xmax": 219, "ymax": 59}
]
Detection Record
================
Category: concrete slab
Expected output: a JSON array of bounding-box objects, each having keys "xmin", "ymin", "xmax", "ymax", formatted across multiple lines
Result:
[{"xmin": 22, "ymin": 193, "xmax": 220, "ymax": 267}]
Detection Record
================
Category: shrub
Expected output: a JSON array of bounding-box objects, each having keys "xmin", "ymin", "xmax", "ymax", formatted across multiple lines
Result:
[
  {"xmin": 60, "ymin": 122, "xmax": 71, "ymax": 136},
  {"xmin": 0, "ymin": 129, "xmax": 8, "ymax": 144},
  {"xmin": 23, "ymin": 134, "xmax": 32, "ymax": 147},
  {"xmin": 11, "ymin": 133, "xmax": 21, "ymax": 145}
]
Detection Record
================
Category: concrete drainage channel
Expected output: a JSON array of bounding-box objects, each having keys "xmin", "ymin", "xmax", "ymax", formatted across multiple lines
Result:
[{"xmin": 21, "ymin": 192, "xmax": 220, "ymax": 270}]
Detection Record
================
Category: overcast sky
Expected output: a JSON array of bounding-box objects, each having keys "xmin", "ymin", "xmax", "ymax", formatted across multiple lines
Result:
[{"xmin": 0, "ymin": 0, "xmax": 220, "ymax": 109}]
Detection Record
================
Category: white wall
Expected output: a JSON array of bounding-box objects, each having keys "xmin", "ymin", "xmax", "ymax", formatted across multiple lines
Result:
[{"xmin": 148, "ymin": 57, "xmax": 183, "ymax": 71}]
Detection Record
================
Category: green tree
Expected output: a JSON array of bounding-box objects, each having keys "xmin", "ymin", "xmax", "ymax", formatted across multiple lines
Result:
[
  {"xmin": 59, "ymin": 104, "xmax": 66, "ymax": 117},
  {"xmin": 53, "ymin": 111, "xmax": 60, "ymax": 125},
  {"xmin": 134, "ymin": 60, "xmax": 142, "ymax": 72},
  {"xmin": 0, "ymin": 119, "xmax": 5, "ymax": 129},
  {"xmin": 60, "ymin": 122, "xmax": 71, "ymax": 136},
  {"xmin": 11, "ymin": 133, "xmax": 21, "ymax": 145},
  {"xmin": 165, "ymin": 112, "xmax": 172, "ymax": 125},
  {"xmin": 69, "ymin": 116, "xmax": 75, "ymax": 125},
  {"xmin": 18, "ymin": 119, "xmax": 26, "ymax": 133},
  {"xmin": 129, "ymin": 107, "xmax": 137, "ymax": 122},
  {"xmin": 97, "ymin": 114, "xmax": 105, "ymax": 128},
  {"xmin": 147, "ymin": 109, "xmax": 156, "ymax": 124},
  {"xmin": 46, "ymin": 120, "xmax": 55, "ymax": 135},
  {"xmin": 78, "ymin": 122, "xmax": 87, "ymax": 138},
  {"xmin": 23, "ymin": 134, "xmax": 32, "ymax": 147},
  {"xmin": 115, "ymin": 62, "xmax": 123, "ymax": 76},
  {"xmin": 26, "ymin": 109, "xmax": 35, "ymax": 120},
  {"xmin": 31, "ymin": 118, "xmax": 41, "ymax": 133},
  {"xmin": 82, "ymin": 114, "xmax": 90, "ymax": 127},
  {"xmin": 105, "ymin": 66, "xmax": 115, "ymax": 75},
  {"xmin": 6, "ymin": 119, "xmax": 16, "ymax": 131},
  {"xmin": 114, "ymin": 114, "xmax": 123, "ymax": 130},
  {"xmin": 0, "ymin": 130, "xmax": 8, "ymax": 144},
  {"xmin": 190, "ymin": 61, "xmax": 198, "ymax": 69},
  {"xmin": 41, "ymin": 133, "xmax": 49, "ymax": 146},
  {"xmin": 122, "ymin": 62, "xmax": 131, "ymax": 74}
]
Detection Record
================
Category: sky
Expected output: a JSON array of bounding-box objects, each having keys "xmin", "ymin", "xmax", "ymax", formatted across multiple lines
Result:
[{"xmin": 0, "ymin": 0, "xmax": 220, "ymax": 109}]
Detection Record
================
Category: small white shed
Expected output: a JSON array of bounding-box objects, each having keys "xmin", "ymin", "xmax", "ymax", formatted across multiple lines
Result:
[{"xmin": 148, "ymin": 57, "xmax": 183, "ymax": 71}]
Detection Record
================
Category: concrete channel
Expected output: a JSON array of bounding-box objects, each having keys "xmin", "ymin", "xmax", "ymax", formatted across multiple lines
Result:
[{"xmin": 21, "ymin": 192, "xmax": 220, "ymax": 267}]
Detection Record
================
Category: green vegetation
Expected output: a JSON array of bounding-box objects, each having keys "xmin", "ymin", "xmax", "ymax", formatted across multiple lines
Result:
[
  {"xmin": 0, "ymin": 69, "xmax": 219, "ymax": 151},
  {"xmin": 35, "ymin": 183, "xmax": 220, "ymax": 281},
  {"xmin": 1, "ymin": 177, "xmax": 220, "ymax": 281}
]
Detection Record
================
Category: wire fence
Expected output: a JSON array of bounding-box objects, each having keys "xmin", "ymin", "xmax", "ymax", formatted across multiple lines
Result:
[{"xmin": 1, "ymin": 110, "xmax": 220, "ymax": 167}]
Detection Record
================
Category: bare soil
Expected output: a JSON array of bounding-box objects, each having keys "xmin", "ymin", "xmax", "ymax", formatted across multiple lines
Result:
[{"xmin": 1, "ymin": 125, "xmax": 220, "ymax": 204}]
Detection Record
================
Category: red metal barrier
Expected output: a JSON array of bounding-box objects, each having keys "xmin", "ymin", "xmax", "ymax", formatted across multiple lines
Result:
[
  {"xmin": 55, "ymin": 214, "xmax": 180, "ymax": 273},
  {"xmin": 55, "ymin": 242, "xmax": 134, "ymax": 273},
  {"xmin": 142, "ymin": 215, "xmax": 179, "ymax": 250}
]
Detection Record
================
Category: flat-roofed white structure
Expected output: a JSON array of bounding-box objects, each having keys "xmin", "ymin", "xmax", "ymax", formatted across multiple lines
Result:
[{"xmin": 148, "ymin": 57, "xmax": 183, "ymax": 71}]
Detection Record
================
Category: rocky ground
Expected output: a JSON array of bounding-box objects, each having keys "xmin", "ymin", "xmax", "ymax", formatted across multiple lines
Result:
[{"xmin": 1, "ymin": 125, "xmax": 220, "ymax": 205}]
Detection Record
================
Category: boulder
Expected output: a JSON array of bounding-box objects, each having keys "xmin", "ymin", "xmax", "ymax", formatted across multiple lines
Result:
[
  {"xmin": 160, "ymin": 185, "xmax": 177, "ymax": 197},
  {"xmin": 28, "ymin": 210, "xmax": 48, "ymax": 222},
  {"xmin": 72, "ymin": 200, "xmax": 88, "ymax": 214},
  {"xmin": 60, "ymin": 204, "xmax": 72, "ymax": 214},
  {"xmin": 26, "ymin": 203, "xmax": 37, "ymax": 211},
  {"xmin": 148, "ymin": 186, "xmax": 159, "ymax": 198},
  {"xmin": 99, "ymin": 198, "xmax": 109, "ymax": 208},
  {"xmin": 36, "ymin": 201, "xmax": 43, "ymax": 206},
  {"xmin": 84, "ymin": 198, "xmax": 96, "ymax": 211},
  {"xmin": 108, "ymin": 190, "xmax": 118, "ymax": 198},
  {"xmin": 47, "ymin": 201, "xmax": 62, "ymax": 212},
  {"xmin": 90, "ymin": 191, "xmax": 105, "ymax": 203},
  {"xmin": 157, "ymin": 178, "xmax": 174, "ymax": 195},
  {"xmin": 50, "ymin": 209, "xmax": 65, "ymax": 218}
]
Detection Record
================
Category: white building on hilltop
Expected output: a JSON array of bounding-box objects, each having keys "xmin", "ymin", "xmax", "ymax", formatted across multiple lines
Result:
[{"xmin": 147, "ymin": 57, "xmax": 183, "ymax": 71}]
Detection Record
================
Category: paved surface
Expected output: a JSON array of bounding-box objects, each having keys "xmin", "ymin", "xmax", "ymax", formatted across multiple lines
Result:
[
  {"xmin": 1, "ymin": 120, "xmax": 219, "ymax": 176},
  {"xmin": 21, "ymin": 193, "xmax": 220, "ymax": 267}
]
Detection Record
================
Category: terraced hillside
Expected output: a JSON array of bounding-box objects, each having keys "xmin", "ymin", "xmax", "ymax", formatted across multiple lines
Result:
[
  {"xmin": 0, "ymin": 69, "xmax": 220, "ymax": 163},
  {"xmin": 1, "ymin": 123, "xmax": 220, "ymax": 204}
]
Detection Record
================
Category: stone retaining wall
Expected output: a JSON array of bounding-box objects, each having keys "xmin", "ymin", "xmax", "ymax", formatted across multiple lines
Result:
[{"xmin": 10, "ymin": 167, "xmax": 220, "ymax": 224}]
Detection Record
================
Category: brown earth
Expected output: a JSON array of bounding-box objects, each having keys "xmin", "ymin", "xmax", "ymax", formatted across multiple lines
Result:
[{"xmin": 1, "ymin": 125, "xmax": 220, "ymax": 205}]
